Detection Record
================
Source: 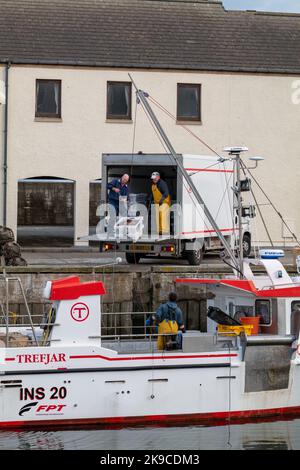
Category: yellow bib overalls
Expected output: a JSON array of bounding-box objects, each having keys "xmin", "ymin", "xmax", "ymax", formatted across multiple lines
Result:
[{"xmin": 151, "ymin": 184, "xmax": 171, "ymax": 234}]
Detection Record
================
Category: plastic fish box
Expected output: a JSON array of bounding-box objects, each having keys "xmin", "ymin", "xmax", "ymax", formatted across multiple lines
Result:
[{"xmin": 114, "ymin": 217, "xmax": 144, "ymax": 242}]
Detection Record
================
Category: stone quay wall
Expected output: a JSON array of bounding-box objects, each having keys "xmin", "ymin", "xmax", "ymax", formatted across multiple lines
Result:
[{"xmin": 0, "ymin": 265, "xmax": 297, "ymax": 335}]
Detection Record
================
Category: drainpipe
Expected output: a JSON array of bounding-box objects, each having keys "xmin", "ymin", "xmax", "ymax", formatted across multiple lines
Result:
[{"xmin": 3, "ymin": 62, "xmax": 10, "ymax": 227}]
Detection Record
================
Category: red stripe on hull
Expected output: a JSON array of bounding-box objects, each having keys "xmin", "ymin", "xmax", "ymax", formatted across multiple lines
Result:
[
  {"xmin": 2, "ymin": 406, "xmax": 300, "ymax": 429},
  {"xmin": 69, "ymin": 353, "xmax": 237, "ymax": 361}
]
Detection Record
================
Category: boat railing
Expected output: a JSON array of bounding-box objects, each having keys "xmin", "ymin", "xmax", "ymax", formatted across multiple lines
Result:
[
  {"xmin": 0, "ymin": 274, "xmax": 39, "ymax": 347},
  {"xmin": 0, "ymin": 293, "xmax": 239, "ymax": 350},
  {"xmin": 100, "ymin": 311, "xmax": 239, "ymax": 352},
  {"xmin": 260, "ymin": 281, "xmax": 300, "ymax": 291},
  {"xmin": 90, "ymin": 332, "xmax": 182, "ymax": 353},
  {"xmin": 101, "ymin": 311, "xmax": 157, "ymax": 339}
]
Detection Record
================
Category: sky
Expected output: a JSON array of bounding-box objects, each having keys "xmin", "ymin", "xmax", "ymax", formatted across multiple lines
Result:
[{"xmin": 222, "ymin": 0, "xmax": 300, "ymax": 13}]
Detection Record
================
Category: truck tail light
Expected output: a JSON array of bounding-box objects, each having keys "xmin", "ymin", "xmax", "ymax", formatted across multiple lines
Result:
[
  {"xmin": 103, "ymin": 243, "xmax": 114, "ymax": 251},
  {"xmin": 161, "ymin": 245, "xmax": 175, "ymax": 253}
]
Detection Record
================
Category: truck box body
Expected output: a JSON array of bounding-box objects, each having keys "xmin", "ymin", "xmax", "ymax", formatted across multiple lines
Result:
[
  {"xmin": 101, "ymin": 153, "xmax": 235, "ymax": 240},
  {"xmin": 181, "ymin": 154, "xmax": 235, "ymax": 241},
  {"xmin": 81, "ymin": 153, "xmax": 251, "ymax": 263}
]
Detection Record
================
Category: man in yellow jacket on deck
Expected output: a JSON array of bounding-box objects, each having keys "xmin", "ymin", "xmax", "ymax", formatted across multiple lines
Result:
[{"xmin": 150, "ymin": 172, "xmax": 171, "ymax": 235}]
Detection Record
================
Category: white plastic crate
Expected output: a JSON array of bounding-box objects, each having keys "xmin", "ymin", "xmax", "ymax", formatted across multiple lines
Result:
[{"xmin": 114, "ymin": 217, "xmax": 144, "ymax": 242}]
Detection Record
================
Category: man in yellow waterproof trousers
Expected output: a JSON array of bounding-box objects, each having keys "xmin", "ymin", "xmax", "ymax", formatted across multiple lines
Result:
[
  {"xmin": 150, "ymin": 172, "xmax": 171, "ymax": 235},
  {"xmin": 156, "ymin": 292, "xmax": 185, "ymax": 351}
]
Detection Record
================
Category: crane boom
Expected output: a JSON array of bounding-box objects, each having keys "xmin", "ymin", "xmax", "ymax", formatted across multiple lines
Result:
[{"xmin": 129, "ymin": 75, "xmax": 240, "ymax": 273}]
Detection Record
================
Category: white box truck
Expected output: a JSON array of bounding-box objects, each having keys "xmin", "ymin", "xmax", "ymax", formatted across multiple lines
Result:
[{"xmin": 88, "ymin": 153, "xmax": 252, "ymax": 265}]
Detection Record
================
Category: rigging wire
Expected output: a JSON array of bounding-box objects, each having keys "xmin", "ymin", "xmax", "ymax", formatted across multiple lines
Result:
[
  {"xmin": 139, "ymin": 99, "xmax": 171, "ymax": 154},
  {"xmin": 188, "ymin": 160, "xmax": 230, "ymax": 177},
  {"xmin": 135, "ymin": 89, "xmax": 253, "ymax": 272},
  {"xmin": 130, "ymin": 98, "xmax": 145, "ymax": 266},
  {"xmin": 140, "ymin": 93, "xmax": 235, "ymax": 229},
  {"xmin": 240, "ymin": 161, "xmax": 274, "ymax": 251},
  {"xmin": 146, "ymin": 94, "xmax": 241, "ymax": 252},
  {"xmin": 222, "ymin": 257, "xmax": 244, "ymax": 278},
  {"xmin": 146, "ymin": 92, "xmax": 300, "ymax": 254},
  {"xmin": 243, "ymin": 162, "xmax": 300, "ymax": 246},
  {"xmin": 130, "ymin": 96, "xmax": 138, "ymax": 174},
  {"xmin": 214, "ymin": 165, "xmax": 235, "ymax": 225},
  {"xmin": 148, "ymin": 95, "xmax": 223, "ymax": 159},
  {"xmin": 138, "ymin": 93, "xmax": 248, "ymax": 273},
  {"xmin": 148, "ymin": 93, "xmax": 293, "ymax": 248},
  {"xmin": 249, "ymin": 187, "xmax": 260, "ymax": 261},
  {"xmin": 138, "ymin": 98, "xmax": 212, "ymax": 236}
]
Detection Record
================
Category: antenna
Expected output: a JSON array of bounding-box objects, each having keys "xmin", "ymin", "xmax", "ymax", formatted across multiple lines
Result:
[{"xmin": 247, "ymin": 156, "xmax": 264, "ymax": 169}]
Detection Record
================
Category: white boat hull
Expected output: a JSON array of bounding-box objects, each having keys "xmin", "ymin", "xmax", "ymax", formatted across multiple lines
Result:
[{"xmin": 1, "ymin": 345, "xmax": 300, "ymax": 427}]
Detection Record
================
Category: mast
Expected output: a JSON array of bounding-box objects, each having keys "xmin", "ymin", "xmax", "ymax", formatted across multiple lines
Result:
[
  {"xmin": 236, "ymin": 153, "xmax": 244, "ymax": 277},
  {"xmin": 129, "ymin": 75, "xmax": 241, "ymax": 274},
  {"xmin": 224, "ymin": 147, "xmax": 248, "ymax": 279}
]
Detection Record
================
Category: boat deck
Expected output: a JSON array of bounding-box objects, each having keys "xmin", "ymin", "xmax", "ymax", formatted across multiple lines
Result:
[{"xmin": 102, "ymin": 331, "xmax": 239, "ymax": 354}]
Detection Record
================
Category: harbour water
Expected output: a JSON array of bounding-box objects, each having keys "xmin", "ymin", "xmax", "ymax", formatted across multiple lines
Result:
[{"xmin": 0, "ymin": 418, "xmax": 299, "ymax": 450}]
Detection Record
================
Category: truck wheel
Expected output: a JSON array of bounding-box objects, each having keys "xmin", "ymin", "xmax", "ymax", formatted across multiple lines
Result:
[
  {"xmin": 186, "ymin": 248, "xmax": 204, "ymax": 266},
  {"xmin": 242, "ymin": 234, "xmax": 251, "ymax": 257},
  {"xmin": 125, "ymin": 253, "xmax": 141, "ymax": 264}
]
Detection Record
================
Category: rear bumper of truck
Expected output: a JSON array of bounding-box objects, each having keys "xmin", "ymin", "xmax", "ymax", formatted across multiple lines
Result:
[{"xmin": 102, "ymin": 240, "xmax": 179, "ymax": 257}]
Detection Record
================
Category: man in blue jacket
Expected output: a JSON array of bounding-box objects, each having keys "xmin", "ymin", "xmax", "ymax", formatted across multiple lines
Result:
[
  {"xmin": 156, "ymin": 292, "xmax": 185, "ymax": 349},
  {"xmin": 107, "ymin": 174, "xmax": 130, "ymax": 216}
]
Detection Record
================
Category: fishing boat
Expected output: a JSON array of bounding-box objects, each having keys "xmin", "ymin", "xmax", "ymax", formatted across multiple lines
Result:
[{"xmin": 1, "ymin": 80, "xmax": 300, "ymax": 428}]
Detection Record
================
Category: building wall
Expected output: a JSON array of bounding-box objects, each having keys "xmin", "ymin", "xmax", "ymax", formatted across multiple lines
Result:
[
  {"xmin": 0, "ymin": 65, "xmax": 5, "ymax": 226},
  {"xmin": 4, "ymin": 64, "xmax": 300, "ymax": 245}
]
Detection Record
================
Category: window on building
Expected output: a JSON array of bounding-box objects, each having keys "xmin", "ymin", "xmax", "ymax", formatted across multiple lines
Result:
[
  {"xmin": 36, "ymin": 79, "xmax": 61, "ymax": 118},
  {"xmin": 255, "ymin": 299, "xmax": 271, "ymax": 325},
  {"xmin": 107, "ymin": 82, "xmax": 132, "ymax": 120},
  {"xmin": 89, "ymin": 179, "xmax": 102, "ymax": 228},
  {"xmin": 177, "ymin": 83, "xmax": 201, "ymax": 121},
  {"xmin": 17, "ymin": 177, "xmax": 74, "ymax": 247}
]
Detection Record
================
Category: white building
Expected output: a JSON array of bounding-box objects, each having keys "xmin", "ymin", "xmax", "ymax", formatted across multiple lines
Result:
[{"xmin": 0, "ymin": 0, "xmax": 300, "ymax": 246}]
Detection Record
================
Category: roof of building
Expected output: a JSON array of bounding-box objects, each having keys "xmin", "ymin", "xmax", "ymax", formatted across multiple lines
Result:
[{"xmin": 0, "ymin": 0, "xmax": 300, "ymax": 74}]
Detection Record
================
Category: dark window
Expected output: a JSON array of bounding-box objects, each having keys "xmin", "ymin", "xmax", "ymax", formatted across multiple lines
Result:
[
  {"xmin": 255, "ymin": 300, "xmax": 271, "ymax": 325},
  {"xmin": 177, "ymin": 83, "xmax": 201, "ymax": 121},
  {"xmin": 89, "ymin": 180, "xmax": 102, "ymax": 227},
  {"xmin": 107, "ymin": 82, "xmax": 132, "ymax": 120},
  {"xmin": 291, "ymin": 301, "xmax": 300, "ymax": 336},
  {"xmin": 36, "ymin": 80, "xmax": 61, "ymax": 118},
  {"xmin": 234, "ymin": 305, "xmax": 254, "ymax": 322}
]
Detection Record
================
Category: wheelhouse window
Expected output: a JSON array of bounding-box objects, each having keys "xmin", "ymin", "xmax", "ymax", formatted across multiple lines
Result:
[
  {"xmin": 234, "ymin": 305, "xmax": 254, "ymax": 322},
  {"xmin": 177, "ymin": 83, "xmax": 201, "ymax": 121},
  {"xmin": 255, "ymin": 300, "xmax": 271, "ymax": 325},
  {"xmin": 291, "ymin": 301, "xmax": 300, "ymax": 336},
  {"xmin": 35, "ymin": 79, "xmax": 61, "ymax": 118},
  {"xmin": 107, "ymin": 81, "xmax": 132, "ymax": 120}
]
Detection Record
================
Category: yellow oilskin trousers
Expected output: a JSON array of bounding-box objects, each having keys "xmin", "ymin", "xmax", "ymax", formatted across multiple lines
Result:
[
  {"xmin": 157, "ymin": 319, "xmax": 178, "ymax": 350},
  {"xmin": 151, "ymin": 184, "xmax": 171, "ymax": 234}
]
